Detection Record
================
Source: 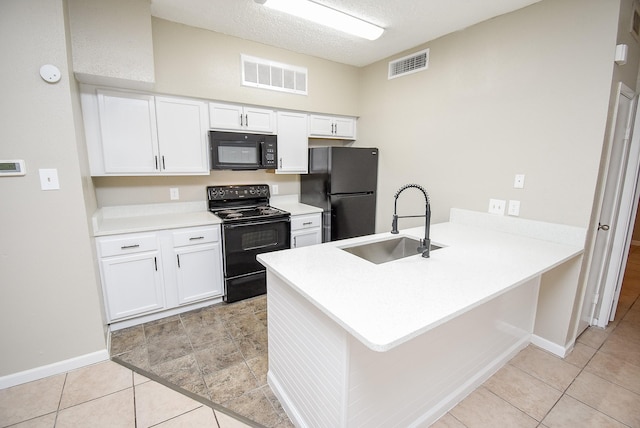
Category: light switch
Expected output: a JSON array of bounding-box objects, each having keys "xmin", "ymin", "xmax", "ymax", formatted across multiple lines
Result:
[
  {"xmin": 514, "ymin": 174, "xmax": 525, "ymax": 189},
  {"xmin": 170, "ymin": 187, "xmax": 180, "ymax": 200},
  {"xmin": 39, "ymin": 168, "xmax": 60, "ymax": 190}
]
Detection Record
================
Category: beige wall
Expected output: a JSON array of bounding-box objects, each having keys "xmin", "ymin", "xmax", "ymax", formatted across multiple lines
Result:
[
  {"xmin": 0, "ymin": 0, "xmax": 634, "ymax": 381},
  {"xmin": 0, "ymin": 0, "xmax": 105, "ymax": 377},
  {"xmin": 92, "ymin": 18, "xmax": 362, "ymax": 207},
  {"xmin": 357, "ymin": 0, "xmax": 622, "ymax": 232}
]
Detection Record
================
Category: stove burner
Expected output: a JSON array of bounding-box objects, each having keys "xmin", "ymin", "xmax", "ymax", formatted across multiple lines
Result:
[
  {"xmin": 219, "ymin": 209, "xmax": 240, "ymax": 215},
  {"xmin": 226, "ymin": 213, "xmax": 243, "ymax": 219}
]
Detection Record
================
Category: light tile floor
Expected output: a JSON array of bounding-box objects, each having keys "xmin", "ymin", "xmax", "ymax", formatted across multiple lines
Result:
[{"xmin": 2, "ymin": 247, "xmax": 640, "ymax": 427}]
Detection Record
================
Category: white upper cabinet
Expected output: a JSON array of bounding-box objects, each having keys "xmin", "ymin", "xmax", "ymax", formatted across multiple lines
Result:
[
  {"xmin": 98, "ymin": 90, "xmax": 159, "ymax": 174},
  {"xmin": 84, "ymin": 87, "xmax": 209, "ymax": 176},
  {"xmin": 209, "ymin": 102, "xmax": 276, "ymax": 133},
  {"xmin": 155, "ymin": 96, "xmax": 209, "ymax": 174},
  {"xmin": 309, "ymin": 114, "xmax": 356, "ymax": 139},
  {"xmin": 276, "ymin": 111, "xmax": 308, "ymax": 174}
]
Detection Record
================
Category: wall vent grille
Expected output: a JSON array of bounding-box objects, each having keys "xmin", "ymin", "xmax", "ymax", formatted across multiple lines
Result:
[
  {"xmin": 388, "ymin": 49, "xmax": 429, "ymax": 79},
  {"xmin": 242, "ymin": 55, "xmax": 308, "ymax": 95}
]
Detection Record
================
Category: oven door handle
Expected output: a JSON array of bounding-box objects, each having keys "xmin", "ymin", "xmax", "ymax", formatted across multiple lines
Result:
[
  {"xmin": 244, "ymin": 242, "xmax": 280, "ymax": 251},
  {"xmin": 223, "ymin": 218, "xmax": 290, "ymax": 229}
]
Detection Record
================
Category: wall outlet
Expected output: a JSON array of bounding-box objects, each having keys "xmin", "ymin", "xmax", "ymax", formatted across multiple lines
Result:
[
  {"xmin": 272, "ymin": 184, "xmax": 279, "ymax": 195},
  {"xmin": 514, "ymin": 174, "xmax": 525, "ymax": 189},
  {"xmin": 508, "ymin": 200, "xmax": 521, "ymax": 216},
  {"xmin": 488, "ymin": 199, "xmax": 506, "ymax": 215},
  {"xmin": 170, "ymin": 187, "xmax": 179, "ymax": 200}
]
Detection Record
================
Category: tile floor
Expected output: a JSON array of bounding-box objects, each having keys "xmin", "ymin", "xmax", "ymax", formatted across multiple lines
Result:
[{"xmin": 2, "ymin": 247, "xmax": 640, "ymax": 427}]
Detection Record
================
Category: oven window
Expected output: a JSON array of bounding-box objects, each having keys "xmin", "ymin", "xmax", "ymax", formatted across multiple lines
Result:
[
  {"xmin": 218, "ymin": 145, "xmax": 258, "ymax": 164},
  {"xmin": 242, "ymin": 229, "xmax": 278, "ymax": 250}
]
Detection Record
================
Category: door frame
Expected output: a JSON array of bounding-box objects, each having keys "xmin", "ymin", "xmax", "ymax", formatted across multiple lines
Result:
[{"xmin": 580, "ymin": 82, "xmax": 638, "ymax": 331}]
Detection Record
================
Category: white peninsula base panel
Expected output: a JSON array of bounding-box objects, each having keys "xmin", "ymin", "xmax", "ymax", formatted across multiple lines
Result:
[{"xmin": 267, "ymin": 271, "xmax": 540, "ymax": 428}]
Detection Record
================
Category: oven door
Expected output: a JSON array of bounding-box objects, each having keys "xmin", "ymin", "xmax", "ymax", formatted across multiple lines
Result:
[{"xmin": 222, "ymin": 218, "xmax": 291, "ymax": 279}]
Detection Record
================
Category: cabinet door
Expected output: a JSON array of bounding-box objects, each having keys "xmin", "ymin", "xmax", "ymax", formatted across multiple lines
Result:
[
  {"xmin": 276, "ymin": 111, "xmax": 308, "ymax": 174},
  {"xmin": 209, "ymin": 102, "xmax": 244, "ymax": 131},
  {"xmin": 333, "ymin": 117, "xmax": 356, "ymax": 139},
  {"xmin": 209, "ymin": 102, "xmax": 276, "ymax": 133},
  {"xmin": 292, "ymin": 228, "xmax": 322, "ymax": 248},
  {"xmin": 101, "ymin": 251, "xmax": 164, "ymax": 321},
  {"xmin": 174, "ymin": 242, "xmax": 223, "ymax": 304},
  {"xmin": 308, "ymin": 114, "xmax": 335, "ymax": 137},
  {"xmin": 155, "ymin": 97, "xmax": 209, "ymax": 174},
  {"xmin": 97, "ymin": 90, "xmax": 159, "ymax": 173},
  {"xmin": 244, "ymin": 106, "xmax": 276, "ymax": 133}
]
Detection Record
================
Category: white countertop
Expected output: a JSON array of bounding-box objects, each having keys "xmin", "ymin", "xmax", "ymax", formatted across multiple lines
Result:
[
  {"xmin": 257, "ymin": 209, "xmax": 585, "ymax": 352},
  {"xmin": 91, "ymin": 196, "xmax": 322, "ymax": 236},
  {"xmin": 270, "ymin": 195, "xmax": 323, "ymax": 216},
  {"xmin": 92, "ymin": 201, "xmax": 220, "ymax": 236}
]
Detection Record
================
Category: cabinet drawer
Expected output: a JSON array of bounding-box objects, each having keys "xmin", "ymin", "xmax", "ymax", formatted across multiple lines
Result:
[
  {"xmin": 172, "ymin": 226, "xmax": 220, "ymax": 247},
  {"xmin": 98, "ymin": 233, "xmax": 158, "ymax": 257},
  {"xmin": 291, "ymin": 214, "xmax": 321, "ymax": 230}
]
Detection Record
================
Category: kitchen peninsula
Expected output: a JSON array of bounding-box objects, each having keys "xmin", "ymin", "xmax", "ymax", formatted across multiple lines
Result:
[{"xmin": 257, "ymin": 209, "xmax": 585, "ymax": 427}]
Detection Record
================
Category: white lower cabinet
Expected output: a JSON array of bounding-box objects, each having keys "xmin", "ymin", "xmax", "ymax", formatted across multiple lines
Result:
[
  {"xmin": 172, "ymin": 227, "xmax": 223, "ymax": 305},
  {"xmin": 97, "ymin": 225, "xmax": 223, "ymax": 324},
  {"xmin": 100, "ymin": 246, "xmax": 165, "ymax": 321},
  {"xmin": 291, "ymin": 213, "xmax": 322, "ymax": 248}
]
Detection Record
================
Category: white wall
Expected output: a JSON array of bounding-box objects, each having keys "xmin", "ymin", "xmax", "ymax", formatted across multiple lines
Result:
[
  {"xmin": 357, "ymin": 0, "xmax": 622, "ymax": 231},
  {"xmin": 0, "ymin": 0, "xmax": 106, "ymax": 378}
]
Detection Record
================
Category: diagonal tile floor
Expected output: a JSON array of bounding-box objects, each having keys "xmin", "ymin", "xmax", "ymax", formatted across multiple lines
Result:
[
  {"xmin": 110, "ymin": 294, "xmax": 291, "ymax": 428},
  {"xmin": 2, "ymin": 247, "xmax": 640, "ymax": 427}
]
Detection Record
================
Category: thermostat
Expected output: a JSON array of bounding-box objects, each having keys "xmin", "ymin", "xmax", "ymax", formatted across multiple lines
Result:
[{"xmin": 0, "ymin": 160, "xmax": 26, "ymax": 176}]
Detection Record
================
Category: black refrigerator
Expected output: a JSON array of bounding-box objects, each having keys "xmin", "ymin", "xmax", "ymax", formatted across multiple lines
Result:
[{"xmin": 300, "ymin": 147, "xmax": 378, "ymax": 242}]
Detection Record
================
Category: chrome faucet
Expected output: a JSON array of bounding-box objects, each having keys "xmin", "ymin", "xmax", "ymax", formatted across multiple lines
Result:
[{"xmin": 391, "ymin": 184, "xmax": 432, "ymax": 258}]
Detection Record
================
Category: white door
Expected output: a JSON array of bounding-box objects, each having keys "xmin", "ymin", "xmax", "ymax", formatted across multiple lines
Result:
[
  {"xmin": 155, "ymin": 97, "xmax": 209, "ymax": 174},
  {"xmin": 174, "ymin": 243, "xmax": 223, "ymax": 304},
  {"xmin": 98, "ymin": 90, "xmax": 159, "ymax": 173},
  {"xmin": 276, "ymin": 111, "xmax": 308, "ymax": 174},
  {"xmin": 580, "ymin": 83, "xmax": 637, "ymax": 330}
]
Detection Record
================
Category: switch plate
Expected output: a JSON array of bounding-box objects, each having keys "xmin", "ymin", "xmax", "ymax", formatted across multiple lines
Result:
[
  {"xmin": 170, "ymin": 187, "xmax": 179, "ymax": 200},
  {"xmin": 39, "ymin": 168, "xmax": 60, "ymax": 190},
  {"xmin": 508, "ymin": 200, "xmax": 521, "ymax": 216},
  {"xmin": 514, "ymin": 174, "xmax": 525, "ymax": 189},
  {"xmin": 488, "ymin": 199, "xmax": 506, "ymax": 215},
  {"xmin": 272, "ymin": 184, "xmax": 279, "ymax": 195}
]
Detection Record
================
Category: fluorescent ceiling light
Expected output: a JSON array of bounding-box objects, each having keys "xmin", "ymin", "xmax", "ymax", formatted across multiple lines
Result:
[{"xmin": 257, "ymin": 0, "xmax": 384, "ymax": 41}]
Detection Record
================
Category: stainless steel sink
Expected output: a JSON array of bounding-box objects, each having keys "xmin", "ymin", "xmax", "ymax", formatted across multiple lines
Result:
[{"xmin": 341, "ymin": 236, "xmax": 442, "ymax": 264}]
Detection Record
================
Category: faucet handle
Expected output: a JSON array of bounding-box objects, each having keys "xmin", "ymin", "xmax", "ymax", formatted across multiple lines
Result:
[{"xmin": 391, "ymin": 215, "xmax": 399, "ymax": 234}]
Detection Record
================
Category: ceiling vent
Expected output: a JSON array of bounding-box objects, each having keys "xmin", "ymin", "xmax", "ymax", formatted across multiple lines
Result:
[
  {"xmin": 241, "ymin": 54, "xmax": 308, "ymax": 95},
  {"xmin": 388, "ymin": 48, "xmax": 429, "ymax": 79}
]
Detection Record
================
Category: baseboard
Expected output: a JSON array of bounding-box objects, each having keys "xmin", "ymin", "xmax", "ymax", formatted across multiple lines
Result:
[
  {"xmin": 530, "ymin": 334, "xmax": 572, "ymax": 358},
  {"xmin": 0, "ymin": 349, "xmax": 109, "ymax": 390}
]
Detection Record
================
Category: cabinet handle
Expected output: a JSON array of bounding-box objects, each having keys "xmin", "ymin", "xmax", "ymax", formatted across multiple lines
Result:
[
  {"xmin": 162, "ymin": 156, "xmax": 166, "ymax": 170},
  {"xmin": 332, "ymin": 123, "xmax": 336, "ymax": 134},
  {"xmin": 245, "ymin": 114, "xmax": 249, "ymax": 127},
  {"xmin": 154, "ymin": 257, "xmax": 158, "ymax": 271},
  {"xmin": 155, "ymin": 156, "xmax": 158, "ymax": 170},
  {"xmin": 302, "ymin": 222, "xmax": 313, "ymax": 226},
  {"xmin": 279, "ymin": 157, "xmax": 283, "ymax": 168},
  {"xmin": 189, "ymin": 236, "xmax": 205, "ymax": 241},
  {"xmin": 120, "ymin": 244, "xmax": 140, "ymax": 250},
  {"xmin": 293, "ymin": 236, "xmax": 297, "ymax": 248},
  {"xmin": 240, "ymin": 114, "xmax": 244, "ymax": 127},
  {"xmin": 177, "ymin": 254, "xmax": 180, "ymax": 268}
]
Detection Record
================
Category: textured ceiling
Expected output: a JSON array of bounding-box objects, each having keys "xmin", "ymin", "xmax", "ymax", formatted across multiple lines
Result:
[{"xmin": 150, "ymin": 0, "xmax": 541, "ymax": 67}]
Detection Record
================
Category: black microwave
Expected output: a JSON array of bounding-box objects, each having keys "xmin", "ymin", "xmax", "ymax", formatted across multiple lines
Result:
[{"xmin": 209, "ymin": 131, "xmax": 278, "ymax": 170}]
